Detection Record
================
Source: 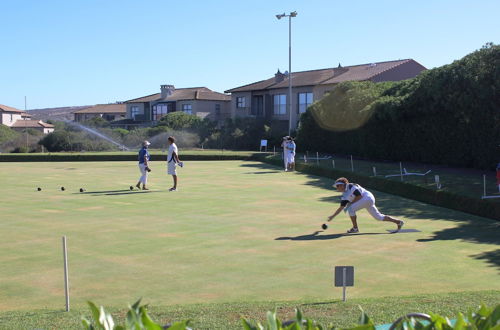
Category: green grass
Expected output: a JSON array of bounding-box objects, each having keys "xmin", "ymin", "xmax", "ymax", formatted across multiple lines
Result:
[
  {"xmin": 0, "ymin": 291, "xmax": 498, "ymax": 329},
  {"xmin": 0, "ymin": 160, "xmax": 499, "ymax": 328}
]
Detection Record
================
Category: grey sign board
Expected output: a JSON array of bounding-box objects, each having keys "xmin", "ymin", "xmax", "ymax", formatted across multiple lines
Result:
[{"xmin": 334, "ymin": 266, "xmax": 354, "ymax": 287}]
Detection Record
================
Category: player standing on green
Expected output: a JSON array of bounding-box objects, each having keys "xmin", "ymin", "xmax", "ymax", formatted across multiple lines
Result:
[
  {"xmin": 136, "ymin": 140, "xmax": 151, "ymax": 190},
  {"xmin": 327, "ymin": 177, "xmax": 405, "ymax": 233},
  {"xmin": 167, "ymin": 136, "xmax": 182, "ymax": 191}
]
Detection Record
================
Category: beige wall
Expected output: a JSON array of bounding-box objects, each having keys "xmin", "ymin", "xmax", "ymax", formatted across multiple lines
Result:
[
  {"xmin": 230, "ymin": 92, "xmax": 252, "ymax": 118},
  {"xmin": 0, "ymin": 112, "xmax": 24, "ymax": 127},
  {"xmin": 176, "ymin": 100, "xmax": 231, "ymax": 122}
]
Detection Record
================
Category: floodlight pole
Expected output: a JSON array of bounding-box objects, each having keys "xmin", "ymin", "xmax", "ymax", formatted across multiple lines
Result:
[{"xmin": 276, "ymin": 11, "xmax": 297, "ymax": 136}]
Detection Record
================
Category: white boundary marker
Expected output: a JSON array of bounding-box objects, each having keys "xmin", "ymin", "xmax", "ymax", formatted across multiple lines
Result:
[
  {"xmin": 386, "ymin": 168, "xmax": 431, "ymax": 178},
  {"xmin": 482, "ymin": 174, "xmax": 500, "ymax": 199},
  {"xmin": 62, "ymin": 236, "xmax": 70, "ymax": 312}
]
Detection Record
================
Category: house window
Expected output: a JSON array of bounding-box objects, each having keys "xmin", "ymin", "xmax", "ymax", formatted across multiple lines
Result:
[
  {"xmin": 152, "ymin": 104, "xmax": 168, "ymax": 121},
  {"xmin": 236, "ymin": 97, "xmax": 246, "ymax": 108},
  {"xmin": 131, "ymin": 106, "xmax": 140, "ymax": 120},
  {"xmin": 298, "ymin": 92, "xmax": 313, "ymax": 113},
  {"xmin": 215, "ymin": 104, "xmax": 221, "ymax": 116},
  {"xmin": 273, "ymin": 94, "xmax": 287, "ymax": 115},
  {"xmin": 182, "ymin": 104, "xmax": 192, "ymax": 115}
]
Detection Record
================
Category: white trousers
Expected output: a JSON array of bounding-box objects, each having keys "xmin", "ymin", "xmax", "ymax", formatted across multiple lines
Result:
[
  {"xmin": 138, "ymin": 163, "xmax": 148, "ymax": 184},
  {"xmin": 347, "ymin": 192, "xmax": 385, "ymax": 221}
]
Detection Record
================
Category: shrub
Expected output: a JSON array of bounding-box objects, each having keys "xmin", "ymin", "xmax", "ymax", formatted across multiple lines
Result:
[{"xmin": 297, "ymin": 43, "xmax": 500, "ymax": 170}]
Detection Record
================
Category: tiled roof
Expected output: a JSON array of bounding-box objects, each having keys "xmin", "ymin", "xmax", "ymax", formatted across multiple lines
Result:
[
  {"xmin": 0, "ymin": 104, "xmax": 26, "ymax": 113},
  {"xmin": 11, "ymin": 120, "xmax": 54, "ymax": 128},
  {"xmin": 126, "ymin": 87, "xmax": 230, "ymax": 103},
  {"xmin": 225, "ymin": 59, "xmax": 423, "ymax": 93},
  {"xmin": 73, "ymin": 103, "xmax": 126, "ymax": 114}
]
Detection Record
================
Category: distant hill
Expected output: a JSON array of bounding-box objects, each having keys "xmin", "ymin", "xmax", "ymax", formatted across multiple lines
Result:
[{"xmin": 27, "ymin": 106, "xmax": 90, "ymax": 121}]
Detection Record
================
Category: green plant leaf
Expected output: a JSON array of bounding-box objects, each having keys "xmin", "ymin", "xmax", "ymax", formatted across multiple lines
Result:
[
  {"xmin": 139, "ymin": 306, "xmax": 163, "ymax": 330},
  {"xmin": 87, "ymin": 301, "xmax": 101, "ymax": 328},
  {"xmin": 267, "ymin": 310, "xmax": 279, "ymax": 330},
  {"xmin": 296, "ymin": 308, "xmax": 303, "ymax": 324},
  {"xmin": 357, "ymin": 306, "xmax": 373, "ymax": 326},
  {"xmin": 167, "ymin": 320, "xmax": 190, "ymax": 330},
  {"xmin": 241, "ymin": 318, "xmax": 259, "ymax": 330},
  {"xmin": 81, "ymin": 317, "xmax": 93, "ymax": 330}
]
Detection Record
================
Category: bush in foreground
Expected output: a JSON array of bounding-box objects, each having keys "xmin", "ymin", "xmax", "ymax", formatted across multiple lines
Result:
[{"xmin": 81, "ymin": 299, "xmax": 499, "ymax": 330}]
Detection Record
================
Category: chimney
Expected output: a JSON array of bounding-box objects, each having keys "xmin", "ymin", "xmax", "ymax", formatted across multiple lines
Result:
[
  {"xmin": 274, "ymin": 69, "xmax": 285, "ymax": 83},
  {"xmin": 161, "ymin": 85, "xmax": 175, "ymax": 98}
]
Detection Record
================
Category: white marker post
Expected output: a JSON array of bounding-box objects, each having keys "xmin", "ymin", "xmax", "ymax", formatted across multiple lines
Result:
[
  {"xmin": 62, "ymin": 236, "xmax": 70, "ymax": 312},
  {"xmin": 400, "ymin": 162, "xmax": 403, "ymax": 181},
  {"xmin": 304, "ymin": 155, "xmax": 307, "ymax": 163},
  {"xmin": 350, "ymin": 155, "xmax": 354, "ymax": 172},
  {"xmin": 332, "ymin": 159, "xmax": 335, "ymax": 169},
  {"xmin": 483, "ymin": 174, "xmax": 486, "ymax": 197},
  {"xmin": 372, "ymin": 166, "xmax": 377, "ymax": 177},
  {"xmin": 316, "ymin": 152, "xmax": 319, "ymax": 166},
  {"xmin": 273, "ymin": 146, "xmax": 276, "ymax": 156},
  {"xmin": 435, "ymin": 175, "xmax": 441, "ymax": 189}
]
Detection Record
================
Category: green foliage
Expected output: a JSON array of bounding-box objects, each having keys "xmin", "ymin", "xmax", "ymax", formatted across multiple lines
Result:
[
  {"xmin": 83, "ymin": 116, "xmax": 111, "ymax": 128},
  {"xmin": 82, "ymin": 299, "xmax": 190, "ymax": 330},
  {"xmin": 158, "ymin": 112, "xmax": 203, "ymax": 130},
  {"xmin": 0, "ymin": 125, "xmax": 20, "ymax": 145},
  {"xmin": 81, "ymin": 302, "xmax": 498, "ymax": 330},
  {"xmin": 298, "ymin": 43, "xmax": 500, "ymax": 170}
]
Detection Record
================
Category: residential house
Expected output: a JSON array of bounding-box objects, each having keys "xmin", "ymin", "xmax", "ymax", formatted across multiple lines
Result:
[
  {"xmin": 11, "ymin": 120, "xmax": 55, "ymax": 134},
  {"xmin": 225, "ymin": 59, "xmax": 426, "ymax": 128},
  {"xmin": 73, "ymin": 103, "xmax": 126, "ymax": 122},
  {"xmin": 0, "ymin": 104, "xmax": 31, "ymax": 127},
  {"xmin": 1, "ymin": 104, "xmax": 54, "ymax": 134},
  {"xmin": 125, "ymin": 85, "xmax": 231, "ymax": 126}
]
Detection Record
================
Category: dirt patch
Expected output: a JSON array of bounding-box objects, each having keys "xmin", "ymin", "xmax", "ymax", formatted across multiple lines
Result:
[
  {"xmin": 40, "ymin": 209, "xmax": 64, "ymax": 214},
  {"xmin": 76, "ymin": 206, "xmax": 105, "ymax": 211}
]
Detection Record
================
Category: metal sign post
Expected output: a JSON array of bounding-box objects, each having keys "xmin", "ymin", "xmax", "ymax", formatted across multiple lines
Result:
[{"xmin": 334, "ymin": 266, "xmax": 354, "ymax": 302}]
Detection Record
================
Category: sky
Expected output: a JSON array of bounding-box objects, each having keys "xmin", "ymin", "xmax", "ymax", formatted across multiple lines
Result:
[{"xmin": 1, "ymin": 0, "xmax": 499, "ymax": 110}]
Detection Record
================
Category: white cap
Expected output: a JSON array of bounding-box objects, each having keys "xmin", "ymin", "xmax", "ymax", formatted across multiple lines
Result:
[{"xmin": 143, "ymin": 140, "xmax": 151, "ymax": 146}]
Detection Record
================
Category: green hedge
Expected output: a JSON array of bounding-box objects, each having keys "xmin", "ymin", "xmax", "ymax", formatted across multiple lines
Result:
[
  {"xmin": 258, "ymin": 155, "xmax": 500, "ymax": 221},
  {"xmin": 297, "ymin": 44, "xmax": 500, "ymax": 170},
  {"xmin": 0, "ymin": 153, "xmax": 263, "ymax": 162}
]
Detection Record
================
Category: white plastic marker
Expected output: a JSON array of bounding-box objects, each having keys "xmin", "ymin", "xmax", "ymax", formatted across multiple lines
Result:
[
  {"xmin": 350, "ymin": 155, "xmax": 354, "ymax": 172},
  {"xmin": 62, "ymin": 236, "xmax": 70, "ymax": 312},
  {"xmin": 400, "ymin": 162, "xmax": 403, "ymax": 181},
  {"xmin": 332, "ymin": 159, "xmax": 335, "ymax": 169},
  {"xmin": 316, "ymin": 152, "xmax": 319, "ymax": 165},
  {"xmin": 373, "ymin": 166, "xmax": 377, "ymax": 177},
  {"xmin": 435, "ymin": 175, "xmax": 441, "ymax": 189}
]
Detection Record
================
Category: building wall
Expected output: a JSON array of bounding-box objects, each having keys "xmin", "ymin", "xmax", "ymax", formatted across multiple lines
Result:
[
  {"xmin": 230, "ymin": 92, "xmax": 252, "ymax": 118},
  {"xmin": 175, "ymin": 100, "xmax": 230, "ymax": 123},
  {"xmin": 126, "ymin": 103, "xmax": 148, "ymax": 120},
  {"xmin": 0, "ymin": 112, "xmax": 24, "ymax": 127}
]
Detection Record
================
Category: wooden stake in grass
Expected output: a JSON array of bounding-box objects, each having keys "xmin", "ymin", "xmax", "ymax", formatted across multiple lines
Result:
[{"xmin": 62, "ymin": 236, "xmax": 70, "ymax": 312}]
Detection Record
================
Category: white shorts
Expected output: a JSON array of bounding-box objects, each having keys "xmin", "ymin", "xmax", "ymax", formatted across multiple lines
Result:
[
  {"xmin": 347, "ymin": 192, "xmax": 385, "ymax": 221},
  {"xmin": 286, "ymin": 153, "xmax": 295, "ymax": 164},
  {"xmin": 167, "ymin": 162, "xmax": 177, "ymax": 175}
]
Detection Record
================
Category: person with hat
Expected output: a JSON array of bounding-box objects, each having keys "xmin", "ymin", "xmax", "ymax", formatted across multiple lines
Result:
[
  {"xmin": 136, "ymin": 140, "xmax": 151, "ymax": 190},
  {"xmin": 326, "ymin": 177, "xmax": 405, "ymax": 233}
]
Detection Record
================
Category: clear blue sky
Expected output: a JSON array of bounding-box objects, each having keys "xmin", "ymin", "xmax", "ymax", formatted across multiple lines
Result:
[{"xmin": 1, "ymin": 0, "xmax": 499, "ymax": 110}]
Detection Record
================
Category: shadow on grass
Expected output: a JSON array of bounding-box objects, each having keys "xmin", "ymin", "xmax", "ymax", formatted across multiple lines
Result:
[
  {"xmin": 74, "ymin": 189, "xmax": 160, "ymax": 196},
  {"xmin": 242, "ymin": 161, "xmax": 500, "ymax": 267},
  {"xmin": 275, "ymin": 230, "xmax": 391, "ymax": 241},
  {"xmin": 471, "ymin": 249, "xmax": 500, "ymax": 273}
]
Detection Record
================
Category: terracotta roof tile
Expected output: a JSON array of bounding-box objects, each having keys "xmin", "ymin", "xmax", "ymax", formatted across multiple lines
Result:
[
  {"xmin": 226, "ymin": 59, "xmax": 423, "ymax": 93},
  {"xmin": 11, "ymin": 120, "xmax": 54, "ymax": 128},
  {"xmin": 73, "ymin": 103, "xmax": 126, "ymax": 114},
  {"xmin": 0, "ymin": 104, "xmax": 26, "ymax": 113},
  {"xmin": 125, "ymin": 87, "xmax": 230, "ymax": 103}
]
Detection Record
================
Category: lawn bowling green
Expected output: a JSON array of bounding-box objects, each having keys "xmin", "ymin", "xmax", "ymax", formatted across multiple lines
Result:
[{"xmin": 0, "ymin": 160, "xmax": 498, "ymax": 311}]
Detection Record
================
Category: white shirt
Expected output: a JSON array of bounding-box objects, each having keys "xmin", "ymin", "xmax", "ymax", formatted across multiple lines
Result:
[
  {"xmin": 341, "ymin": 183, "xmax": 368, "ymax": 203},
  {"xmin": 167, "ymin": 143, "xmax": 178, "ymax": 163}
]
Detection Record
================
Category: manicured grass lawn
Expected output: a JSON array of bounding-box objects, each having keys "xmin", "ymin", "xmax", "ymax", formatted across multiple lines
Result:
[{"xmin": 0, "ymin": 161, "xmax": 498, "ymax": 326}]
